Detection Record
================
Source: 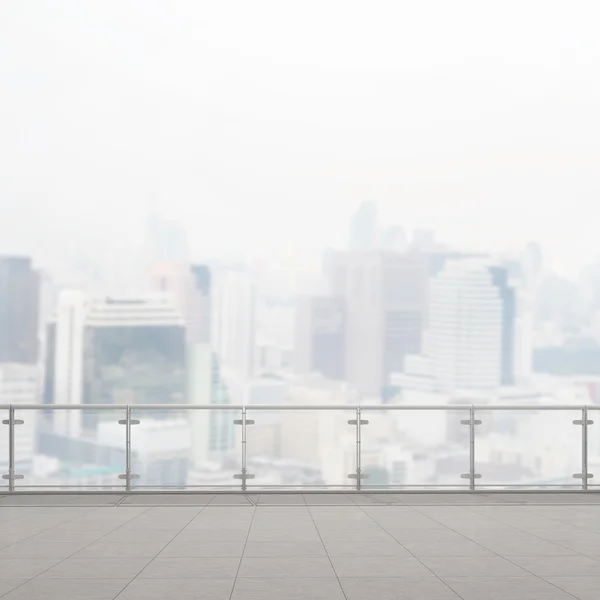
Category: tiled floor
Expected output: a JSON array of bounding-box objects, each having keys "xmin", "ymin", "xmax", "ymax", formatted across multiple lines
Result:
[{"xmin": 0, "ymin": 493, "xmax": 600, "ymax": 599}]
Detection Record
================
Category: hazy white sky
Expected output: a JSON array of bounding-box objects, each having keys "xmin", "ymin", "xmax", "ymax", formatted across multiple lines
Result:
[{"xmin": 1, "ymin": 1, "xmax": 599, "ymax": 275}]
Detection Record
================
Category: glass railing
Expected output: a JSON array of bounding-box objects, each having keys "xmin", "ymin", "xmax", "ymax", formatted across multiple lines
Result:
[{"xmin": 1, "ymin": 404, "xmax": 598, "ymax": 492}]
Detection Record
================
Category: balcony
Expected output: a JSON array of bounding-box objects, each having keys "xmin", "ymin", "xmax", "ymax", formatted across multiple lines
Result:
[
  {"xmin": 1, "ymin": 404, "xmax": 600, "ymax": 598},
  {"xmin": 0, "ymin": 492, "xmax": 600, "ymax": 599}
]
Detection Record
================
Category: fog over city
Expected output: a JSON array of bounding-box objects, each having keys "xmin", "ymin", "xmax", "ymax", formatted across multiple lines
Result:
[
  {"xmin": 2, "ymin": 1, "xmax": 600, "ymax": 495},
  {"xmin": 2, "ymin": 1, "xmax": 600, "ymax": 276}
]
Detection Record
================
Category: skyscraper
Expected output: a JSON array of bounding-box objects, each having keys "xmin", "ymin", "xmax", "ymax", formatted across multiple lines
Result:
[
  {"xmin": 324, "ymin": 250, "xmax": 428, "ymax": 396},
  {"xmin": 48, "ymin": 292, "xmax": 186, "ymax": 436},
  {"xmin": 0, "ymin": 256, "xmax": 40, "ymax": 364},
  {"xmin": 294, "ymin": 296, "xmax": 345, "ymax": 380},
  {"xmin": 183, "ymin": 264, "xmax": 235, "ymax": 467},
  {"xmin": 211, "ymin": 267, "xmax": 257, "ymax": 381},
  {"xmin": 428, "ymin": 259, "xmax": 514, "ymax": 391}
]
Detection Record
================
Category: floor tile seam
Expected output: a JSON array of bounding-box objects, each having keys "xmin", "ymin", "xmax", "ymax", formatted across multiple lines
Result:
[
  {"xmin": 352, "ymin": 503, "xmax": 467, "ymax": 600},
  {"xmin": 227, "ymin": 504, "xmax": 257, "ymax": 600},
  {"xmin": 543, "ymin": 575, "xmax": 600, "ymax": 599},
  {"xmin": 425, "ymin": 502, "xmax": 600, "ymax": 561},
  {"xmin": 112, "ymin": 503, "xmax": 210, "ymax": 599},
  {"xmin": 305, "ymin": 504, "xmax": 350, "ymax": 600},
  {"xmin": 0, "ymin": 501, "xmax": 119, "ymax": 555},
  {"xmin": 408, "ymin": 505, "xmax": 582, "ymax": 600},
  {"xmin": 0, "ymin": 504, "xmax": 154, "ymax": 599}
]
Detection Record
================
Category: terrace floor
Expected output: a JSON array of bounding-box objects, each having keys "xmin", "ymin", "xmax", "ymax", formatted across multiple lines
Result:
[{"xmin": 1, "ymin": 493, "xmax": 600, "ymax": 599}]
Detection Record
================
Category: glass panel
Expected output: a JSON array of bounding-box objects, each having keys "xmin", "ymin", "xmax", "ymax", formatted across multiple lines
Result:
[
  {"xmin": 245, "ymin": 408, "xmax": 356, "ymax": 489},
  {"xmin": 130, "ymin": 407, "xmax": 240, "ymax": 490},
  {"xmin": 14, "ymin": 408, "xmax": 126, "ymax": 490},
  {"xmin": 0, "ymin": 408, "xmax": 7, "ymax": 489},
  {"xmin": 360, "ymin": 408, "xmax": 470, "ymax": 488},
  {"xmin": 475, "ymin": 409, "xmax": 582, "ymax": 488}
]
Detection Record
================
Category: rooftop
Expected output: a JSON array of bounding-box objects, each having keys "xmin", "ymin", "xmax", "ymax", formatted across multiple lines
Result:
[{"xmin": 1, "ymin": 493, "xmax": 599, "ymax": 599}]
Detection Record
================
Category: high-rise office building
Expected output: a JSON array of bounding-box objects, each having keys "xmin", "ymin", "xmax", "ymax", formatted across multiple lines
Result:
[
  {"xmin": 0, "ymin": 256, "xmax": 40, "ymax": 364},
  {"xmin": 149, "ymin": 262, "xmax": 212, "ymax": 345},
  {"xmin": 324, "ymin": 251, "xmax": 428, "ymax": 396},
  {"xmin": 184, "ymin": 264, "xmax": 235, "ymax": 469},
  {"xmin": 428, "ymin": 259, "xmax": 514, "ymax": 391},
  {"xmin": 489, "ymin": 266, "xmax": 516, "ymax": 385},
  {"xmin": 47, "ymin": 292, "xmax": 186, "ymax": 436},
  {"xmin": 211, "ymin": 267, "xmax": 257, "ymax": 381},
  {"xmin": 294, "ymin": 296, "xmax": 345, "ymax": 380}
]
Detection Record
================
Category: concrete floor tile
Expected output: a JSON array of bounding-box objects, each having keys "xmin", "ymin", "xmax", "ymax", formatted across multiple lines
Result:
[
  {"xmin": 30, "ymin": 529, "xmax": 110, "ymax": 543},
  {"xmin": 238, "ymin": 556, "xmax": 335, "ymax": 578},
  {"xmin": 39, "ymin": 557, "xmax": 151, "ymax": 579},
  {"xmin": 0, "ymin": 542, "xmax": 85, "ymax": 558},
  {"xmin": 247, "ymin": 528, "xmax": 320, "ymax": 542},
  {"xmin": 317, "ymin": 529, "xmax": 392, "ymax": 543},
  {"xmin": 243, "ymin": 542, "xmax": 326, "ymax": 557},
  {"xmin": 0, "ymin": 580, "xmax": 27, "ymax": 597},
  {"xmin": 255, "ymin": 495, "xmax": 306, "ymax": 505},
  {"xmin": 421, "ymin": 556, "xmax": 529, "ymax": 577},
  {"xmin": 402, "ymin": 540, "xmax": 493, "ymax": 557},
  {"xmin": 208, "ymin": 495, "xmax": 254, "ymax": 506},
  {"xmin": 340, "ymin": 577, "xmax": 461, "ymax": 600},
  {"xmin": 159, "ymin": 542, "xmax": 245, "ymax": 557},
  {"xmin": 507, "ymin": 555, "xmax": 600, "ymax": 577},
  {"xmin": 0, "ymin": 558, "xmax": 60, "ymax": 579},
  {"xmin": 100, "ymin": 529, "xmax": 179, "ymax": 543},
  {"xmin": 1, "ymin": 579, "xmax": 130, "ymax": 600},
  {"xmin": 331, "ymin": 556, "xmax": 435, "ymax": 578},
  {"xmin": 232, "ymin": 577, "xmax": 345, "ymax": 599},
  {"xmin": 304, "ymin": 495, "xmax": 356, "ymax": 505},
  {"xmin": 175, "ymin": 529, "xmax": 250, "ymax": 543},
  {"xmin": 324, "ymin": 541, "xmax": 410, "ymax": 557},
  {"xmin": 443, "ymin": 576, "xmax": 576, "ymax": 600},
  {"xmin": 138, "ymin": 557, "xmax": 240, "ymax": 579},
  {"xmin": 547, "ymin": 577, "xmax": 600, "ymax": 600},
  {"xmin": 117, "ymin": 578, "xmax": 235, "ymax": 599},
  {"xmin": 250, "ymin": 517, "xmax": 315, "ymax": 530},
  {"xmin": 74, "ymin": 542, "xmax": 168, "ymax": 558},
  {"xmin": 477, "ymin": 539, "xmax": 578, "ymax": 556}
]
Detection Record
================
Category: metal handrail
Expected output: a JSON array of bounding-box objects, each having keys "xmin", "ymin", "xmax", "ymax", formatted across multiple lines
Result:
[
  {"xmin": 1, "ymin": 403, "xmax": 598, "ymax": 493},
  {"xmin": 1, "ymin": 403, "xmax": 599, "ymax": 410}
]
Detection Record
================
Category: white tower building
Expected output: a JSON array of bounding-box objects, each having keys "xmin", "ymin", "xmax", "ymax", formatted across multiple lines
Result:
[
  {"xmin": 211, "ymin": 268, "xmax": 257, "ymax": 381},
  {"xmin": 428, "ymin": 260, "xmax": 503, "ymax": 391}
]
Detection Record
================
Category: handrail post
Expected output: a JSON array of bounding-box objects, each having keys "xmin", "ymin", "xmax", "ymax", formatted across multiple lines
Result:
[
  {"xmin": 118, "ymin": 405, "xmax": 139, "ymax": 490},
  {"xmin": 583, "ymin": 406, "xmax": 589, "ymax": 491},
  {"xmin": 2, "ymin": 406, "xmax": 23, "ymax": 491},
  {"xmin": 573, "ymin": 407, "xmax": 593, "ymax": 489},
  {"xmin": 356, "ymin": 406, "xmax": 362, "ymax": 492},
  {"xmin": 347, "ymin": 407, "xmax": 368, "ymax": 489},
  {"xmin": 7, "ymin": 406, "xmax": 15, "ymax": 492},
  {"xmin": 461, "ymin": 406, "xmax": 481, "ymax": 490},
  {"xmin": 469, "ymin": 406, "xmax": 476, "ymax": 491},
  {"xmin": 125, "ymin": 405, "xmax": 132, "ymax": 493},
  {"xmin": 241, "ymin": 406, "xmax": 248, "ymax": 492},
  {"xmin": 233, "ymin": 406, "xmax": 254, "ymax": 490}
]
